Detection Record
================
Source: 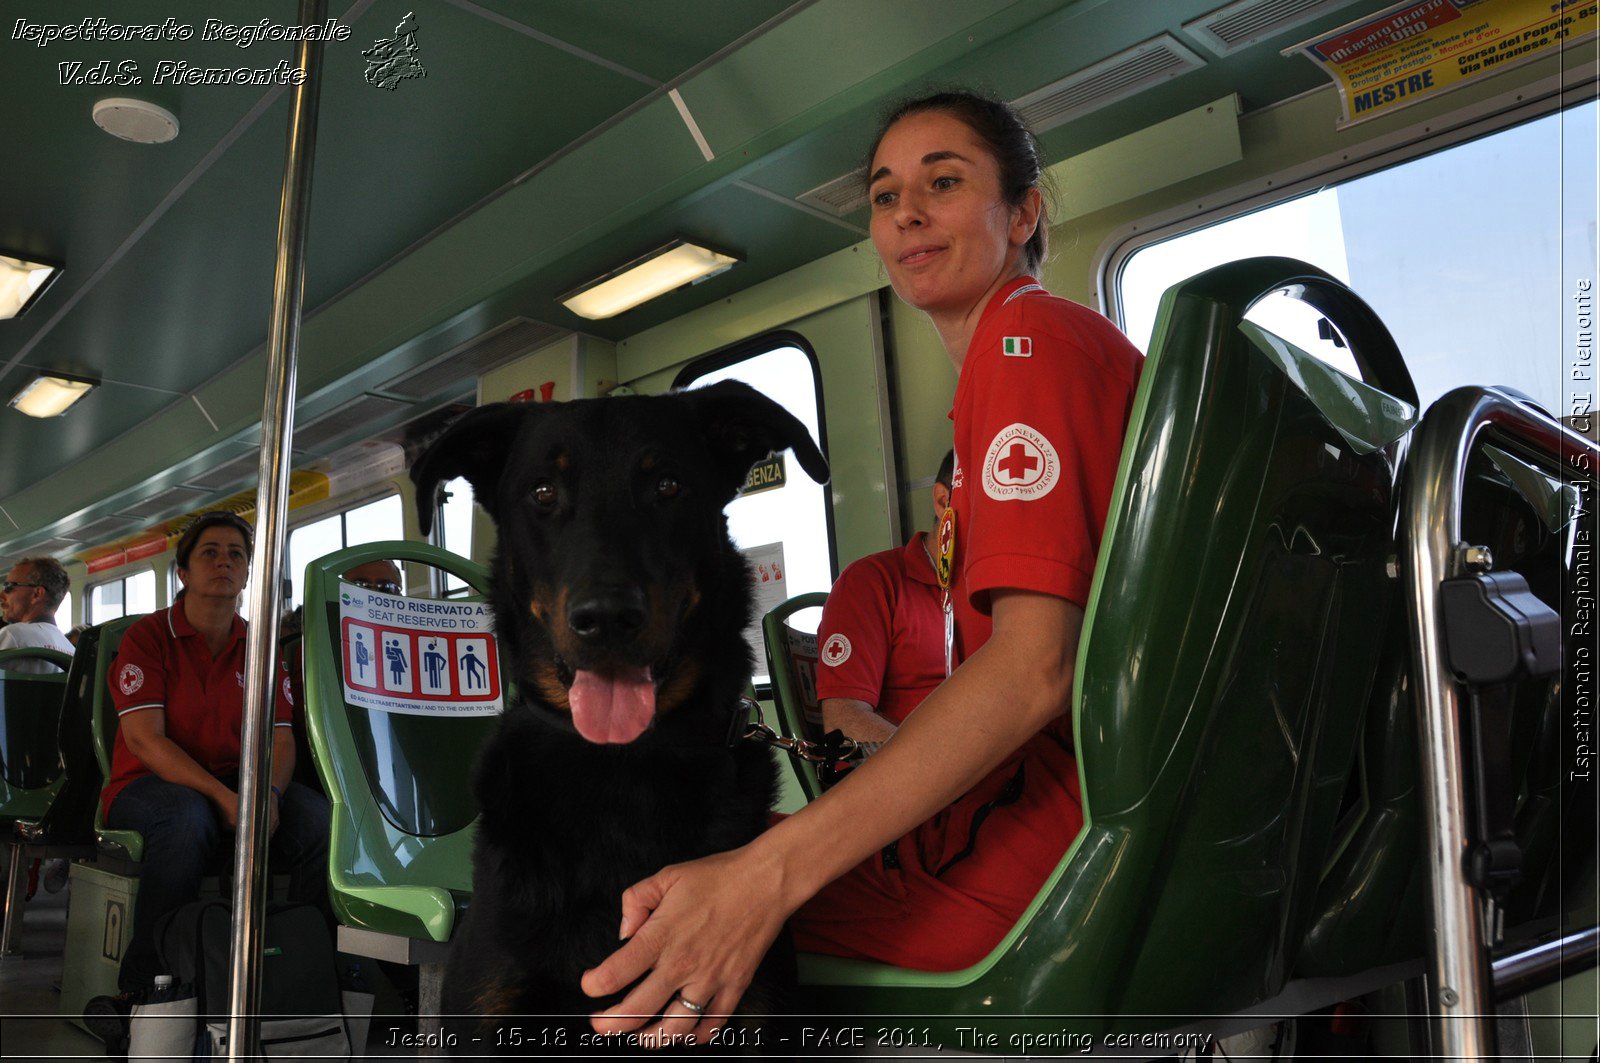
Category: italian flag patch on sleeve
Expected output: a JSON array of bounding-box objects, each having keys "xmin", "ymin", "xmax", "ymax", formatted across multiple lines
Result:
[{"xmin": 1002, "ymin": 336, "xmax": 1032, "ymax": 357}]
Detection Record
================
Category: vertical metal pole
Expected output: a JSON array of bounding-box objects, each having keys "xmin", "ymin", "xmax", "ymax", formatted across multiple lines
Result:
[
  {"xmin": 226, "ymin": 2, "xmax": 325, "ymax": 1058},
  {"xmin": 1403, "ymin": 388, "xmax": 1494, "ymax": 1062}
]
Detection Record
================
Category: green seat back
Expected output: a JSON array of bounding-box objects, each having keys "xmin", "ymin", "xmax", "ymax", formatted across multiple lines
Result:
[
  {"xmin": 762, "ymin": 593, "xmax": 828, "ymax": 801},
  {"xmin": 0, "ymin": 648, "xmax": 73, "ymax": 823},
  {"xmin": 302, "ymin": 541, "xmax": 498, "ymax": 943},
  {"xmin": 86, "ymin": 617, "xmax": 144, "ymax": 861},
  {"xmin": 27, "ymin": 624, "xmax": 117, "ymax": 846},
  {"xmin": 279, "ymin": 632, "xmax": 325, "ymax": 795},
  {"xmin": 802, "ymin": 258, "xmax": 1419, "ymax": 1033},
  {"xmin": 1297, "ymin": 631, "xmax": 1428, "ymax": 973}
]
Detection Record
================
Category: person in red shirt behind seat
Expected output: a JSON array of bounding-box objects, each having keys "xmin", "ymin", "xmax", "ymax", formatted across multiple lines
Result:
[
  {"xmin": 102, "ymin": 511, "xmax": 330, "ymax": 994},
  {"xmin": 816, "ymin": 450, "xmax": 953, "ymax": 750}
]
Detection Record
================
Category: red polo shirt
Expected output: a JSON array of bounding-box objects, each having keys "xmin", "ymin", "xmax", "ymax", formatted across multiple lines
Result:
[
  {"xmin": 103, "ymin": 603, "xmax": 294, "ymax": 817},
  {"xmin": 947, "ymin": 276, "xmax": 1144, "ymax": 664},
  {"xmin": 792, "ymin": 277, "xmax": 1143, "ymax": 971},
  {"xmin": 816, "ymin": 532, "xmax": 945, "ymax": 725}
]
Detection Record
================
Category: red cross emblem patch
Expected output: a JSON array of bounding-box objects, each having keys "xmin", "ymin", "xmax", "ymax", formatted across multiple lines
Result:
[
  {"xmin": 118, "ymin": 663, "xmax": 144, "ymax": 696},
  {"xmin": 981, "ymin": 423, "xmax": 1059, "ymax": 501},
  {"xmin": 821, "ymin": 633, "xmax": 852, "ymax": 667}
]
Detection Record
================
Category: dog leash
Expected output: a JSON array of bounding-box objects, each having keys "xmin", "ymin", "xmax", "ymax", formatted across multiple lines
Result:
[{"xmin": 728, "ymin": 696, "xmax": 874, "ymax": 767}]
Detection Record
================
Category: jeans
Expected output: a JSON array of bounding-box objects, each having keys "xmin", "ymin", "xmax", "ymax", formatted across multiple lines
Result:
[{"xmin": 106, "ymin": 774, "xmax": 331, "ymax": 992}]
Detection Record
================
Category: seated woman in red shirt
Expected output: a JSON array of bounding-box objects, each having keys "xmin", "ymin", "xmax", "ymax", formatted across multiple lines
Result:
[
  {"xmin": 103, "ymin": 511, "xmax": 330, "ymax": 993},
  {"xmin": 816, "ymin": 451, "xmax": 954, "ymax": 749}
]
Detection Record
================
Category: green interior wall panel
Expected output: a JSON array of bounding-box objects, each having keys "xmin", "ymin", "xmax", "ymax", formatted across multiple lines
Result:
[
  {"xmin": 888, "ymin": 297, "xmax": 959, "ymax": 537},
  {"xmin": 1055, "ymin": 49, "xmax": 1579, "ymax": 313},
  {"xmin": 616, "ymin": 240, "xmax": 886, "ymax": 381}
]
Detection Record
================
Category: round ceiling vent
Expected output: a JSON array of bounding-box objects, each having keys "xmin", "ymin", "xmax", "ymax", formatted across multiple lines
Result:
[{"xmin": 92, "ymin": 98, "xmax": 180, "ymax": 144}]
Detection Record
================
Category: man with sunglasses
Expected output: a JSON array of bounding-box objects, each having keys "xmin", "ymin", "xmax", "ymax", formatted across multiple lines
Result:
[
  {"xmin": 342, "ymin": 558, "xmax": 403, "ymax": 596},
  {"xmin": 0, "ymin": 557, "xmax": 74, "ymax": 673}
]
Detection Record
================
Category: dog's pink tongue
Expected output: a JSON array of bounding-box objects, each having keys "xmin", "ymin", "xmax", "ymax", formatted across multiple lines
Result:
[{"xmin": 569, "ymin": 668, "xmax": 656, "ymax": 744}]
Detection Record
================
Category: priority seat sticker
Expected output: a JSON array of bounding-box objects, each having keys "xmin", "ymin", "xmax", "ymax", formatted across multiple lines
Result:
[{"xmin": 337, "ymin": 582, "xmax": 502, "ymax": 716}]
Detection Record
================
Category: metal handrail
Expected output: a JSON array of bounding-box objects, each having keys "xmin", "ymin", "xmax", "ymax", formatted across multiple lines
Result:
[
  {"xmin": 1402, "ymin": 385, "xmax": 1597, "ymax": 1061},
  {"xmin": 1493, "ymin": 926, "xmax": 1600, "ymax": 1002},
  {"xmin": 227, "ymin": 1, "xmax": 326, "ymax": 1057}
]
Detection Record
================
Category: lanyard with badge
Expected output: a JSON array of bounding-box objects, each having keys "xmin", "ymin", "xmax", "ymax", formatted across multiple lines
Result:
[{"xmin": 935, "ymin": 506, "xmax": 957, "ymax": 678}]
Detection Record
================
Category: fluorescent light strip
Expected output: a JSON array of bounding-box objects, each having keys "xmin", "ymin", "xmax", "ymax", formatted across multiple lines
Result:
[
  {"xmin": 0, "ymin": 256, "xmax": 60, "ymax": 319},
  {"xmin": 7, "ymin": 374, "xmax": 97, "ymax": 418},
  {"xmin": 561, "ymin": 241, "xmax": 738, "ymax": 320}
]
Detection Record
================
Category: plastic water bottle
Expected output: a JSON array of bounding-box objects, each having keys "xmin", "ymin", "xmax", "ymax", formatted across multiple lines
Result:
[{"xmin": 149, "ymin": 974, "xmax": 175, "ymax": 1004}]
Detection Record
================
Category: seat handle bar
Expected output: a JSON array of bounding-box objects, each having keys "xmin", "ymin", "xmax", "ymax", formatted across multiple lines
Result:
[{"xmin": 1402, "ymin": 384, "xmax": 1597, "ymax": 1062}]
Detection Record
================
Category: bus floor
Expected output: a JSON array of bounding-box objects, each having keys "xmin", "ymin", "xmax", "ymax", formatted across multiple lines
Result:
[
  {"xmin": 1, "ymin": 884, "xmax": 110, "ymax": 1059},
  {"xmin": 0, "ymin": 880, "xmax": 421, "ymax": 1059}
]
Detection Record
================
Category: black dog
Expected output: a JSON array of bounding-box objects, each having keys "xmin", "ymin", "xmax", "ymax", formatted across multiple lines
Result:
[{"xmin": 412, "ymin": 381, "xmax": 827, "ymax": 1050}]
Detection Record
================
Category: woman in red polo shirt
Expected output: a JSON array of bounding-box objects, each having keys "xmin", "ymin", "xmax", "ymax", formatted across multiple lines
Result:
[
  {"xmin": 581, "ymin": 92, "xmax": 1143, "ymax": 1036},
  {"xmin": 103, "ymin": 511, "xmax": 330, "ymax": 993}
]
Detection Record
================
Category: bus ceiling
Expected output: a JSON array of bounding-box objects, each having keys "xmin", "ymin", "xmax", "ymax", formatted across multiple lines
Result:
[{"xmin": 0, "ymin": 0, "xmax": 1589, "ymax": 560}]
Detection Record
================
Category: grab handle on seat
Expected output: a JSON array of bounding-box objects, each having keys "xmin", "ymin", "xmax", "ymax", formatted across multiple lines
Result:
[{"xmin": 1172, "ymin": 256, "xmax": 1420, "ymax": 408}]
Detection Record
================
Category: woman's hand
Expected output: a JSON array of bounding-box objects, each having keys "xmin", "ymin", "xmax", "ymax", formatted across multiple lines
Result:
[
  {"xmin": 577, "ymin": 592, "xmax": 1084, "ymax": 1049},
  {"xmin": 581, "ymin": 844, "xmax": 793, "ymax": 1046},
  {"xmin": 212, "ymin": 788, "xmax": 241, "ymax": 831}
]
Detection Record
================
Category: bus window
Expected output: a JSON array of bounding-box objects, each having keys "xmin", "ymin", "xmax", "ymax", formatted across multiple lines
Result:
[
  {"xmin": 674, "ymin": 337, "xmax": 832, "ymax": 682},
  {"xmin": 343, "ymin": 495, "xmax": 403, "ymax": 549},
  {"xmin": 55, "ymin": 590, "xmax": 72, "ymax": 630},
  {"xmin": 88, "ymin": 569, "xmax": 156, "ymax": 624},
  {"xmin": 433, "ymin": 476, "xmax": 474, "ymax": 598},
  {"xmin": 287, "ymin": 494, "xmax": 405, "ymax": 609},
  {"xmin": 1116, "ymin": 100, "xmax": 1597, "ymax": 417}
]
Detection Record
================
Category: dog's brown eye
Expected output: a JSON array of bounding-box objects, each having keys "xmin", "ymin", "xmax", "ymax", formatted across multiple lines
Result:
[
  {"xmin": 531, "ymin": 481, "xmax": 557, "ymax": 507},
  {"xmin": 656, "ymin": 477, "xmax": 680, "ymax": 500}
]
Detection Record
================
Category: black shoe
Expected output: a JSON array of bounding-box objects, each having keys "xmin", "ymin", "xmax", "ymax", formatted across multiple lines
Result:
[{"xmin": 83, "ymin": 992, "xmax": 133, "ymax": 1055}]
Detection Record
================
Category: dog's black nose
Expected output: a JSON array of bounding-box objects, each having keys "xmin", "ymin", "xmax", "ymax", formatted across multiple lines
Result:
[{"xmin": 567, "ymin": 587, "xmax": 648, "ymax": 643}]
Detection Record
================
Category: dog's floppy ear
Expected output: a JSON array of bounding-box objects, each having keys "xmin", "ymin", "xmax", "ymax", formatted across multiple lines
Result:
[
  {"xmin": 410, "ymin": 403, "xmax": 530, "ymax": 535},
  {"xmin": 683, "ymin": 380, "xmax": 830, "ymax": 497}
]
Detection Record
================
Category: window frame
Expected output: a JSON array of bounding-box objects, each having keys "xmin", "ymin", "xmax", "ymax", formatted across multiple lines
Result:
[
  {"xmin": 85, "ymin": 564, "xmax": 159, "ymax": 625},
  {"xmin": 284, "ymin": 487, "xmax": 406, "ymax": 609},
  {"xmin": 671, "ymin": 330, "xmax": 837, "ymax": 694},
  {"xmin": 670, "ymin": 329, "xmax": 839, "ymax": 583},
  {"xmin": 1097, "ymin": 73, "xmax": 1587, "ymax": 327},
  {"xmin": 427, "ymin": 476, "xmax": 476, "ymax": 599}
]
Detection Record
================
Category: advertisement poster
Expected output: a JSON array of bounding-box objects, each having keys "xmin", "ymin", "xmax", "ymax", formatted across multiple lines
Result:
[{"xmin": 1291, "ymin": 0, "xmax": 1599, "ymax": 124}]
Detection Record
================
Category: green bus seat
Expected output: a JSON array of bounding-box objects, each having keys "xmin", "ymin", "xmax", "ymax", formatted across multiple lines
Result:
[
  {"xmin": 278, "ymin": 631, "xmax": 327, "ymax": 796},
  {"xmin": 19, "ymin": 626, "xmax": 114, "ymax": 852},
  {"xmin": 798, "ymin": 257, "xmax": 1422, "ymax": 1036},
  {"xmin": 1296, "ymin": 630, "xmax": 1428, "ymax": 975},
  {"xmin": 301, "ymin": 541, "xmax": 498, "ymax": 947},
  {"xmin": 1297, "ymin": 440, "xmax": 1589, "ymax": 982},
  {"xmin": 0, "ymin": 647, "xmax": 73, "ymax": 828},
  {"xmin": 0, "ymin": 647, "xmax": 73, "ymax": 953},
  {"xmin": 87, "ymin": 616, "xmax": 146, "ymax": 863},
  {"xmin": 762, "ymin": 592, "xmax": 828, "ymax": 801},
  {"xmin": 30, "ymin": 619, "xmax": 143, "ymax": 1023}
]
